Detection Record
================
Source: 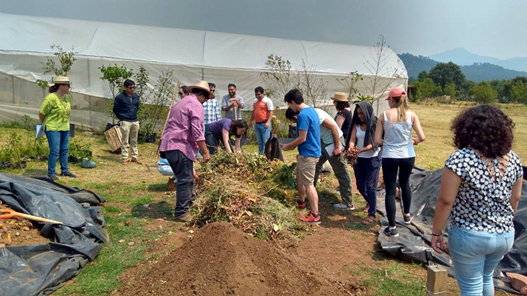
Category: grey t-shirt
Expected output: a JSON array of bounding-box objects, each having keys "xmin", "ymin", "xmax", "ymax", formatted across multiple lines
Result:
[{"xmin": 222, "ymin": 95, "xmax": 244, "ymax": 119}]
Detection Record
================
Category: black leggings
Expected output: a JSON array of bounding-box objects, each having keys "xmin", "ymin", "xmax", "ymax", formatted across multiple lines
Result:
[{"xmin": 382, "ymin": 157, "xmax": 415, "ymax": 227}]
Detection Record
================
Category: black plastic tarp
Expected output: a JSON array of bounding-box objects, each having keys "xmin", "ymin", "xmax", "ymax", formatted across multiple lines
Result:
[
  {"xmin": 0, "ymin": 174, "xmax": 107, "ymax": 296},
  {"xmin": 376, "ymin": 168, "xmax": 527, "ymax": 293}
]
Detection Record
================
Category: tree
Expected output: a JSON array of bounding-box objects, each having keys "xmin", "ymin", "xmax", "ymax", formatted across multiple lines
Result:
[
  {"xmin": 414, "ymin": 78, "xmax": 442, "ymax": 99},
  {"xmin": 298, "ymin": 59, "xmax": 328, "ymax": 108},
  {"xmin": 511, "ymin": 81, "xmax": 527, "ymax": 104},
  {"xmin": 336, "ymin": 71, "xmax": 363, "ymax": 100},
  {"xmin": 470, "ymin": 82, "xmax": 497, "ymax": 104},
  {"xmin": 417, "ymin": 71, "xmax": 429, "ymax": 82},
  {"xmin": 428, "ymin": 62, "xmax": 466, "ymax": 90},
  {"xmin": 261, "ymin": 54, "xmax": 300, "ymax": 104},
  {"xmin": 99, "ymin": 64, "xmax": 134, "ymax": 123},
  {"xmin": 444, "ymin": 82, "xmax": 456, "ymax": 97},
  {"xmin": 36, "ymin": 45, "xmax": 77, "ymax": 89},
  {"xmin": 361, "ymin": 35, "xmax": 403, "ymax": 112}
]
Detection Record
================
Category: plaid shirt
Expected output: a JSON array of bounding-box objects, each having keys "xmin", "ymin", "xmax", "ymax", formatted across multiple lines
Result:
[{"xmin": 203, "ymin": 98, "xmax": 222, "ymax": 124}]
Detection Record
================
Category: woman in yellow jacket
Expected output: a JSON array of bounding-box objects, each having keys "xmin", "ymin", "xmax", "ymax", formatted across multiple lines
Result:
[{"xmin": 39, "ymin": 76, "xmax": 76, "ymax": 180}]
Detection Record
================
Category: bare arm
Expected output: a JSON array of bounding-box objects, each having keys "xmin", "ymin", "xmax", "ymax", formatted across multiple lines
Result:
[
  {"xmin": 39, "ymin": 113, "xmax": 45, "ymax": 124},
  {"xmin": 511, "ymin": 178, "xmax": 523, "ymax": 215},
  {"xmin": 264, "ymin": 110, "xmax": 274, "ymax": 129},
  {"xmin": 348, "ymin": 125, "xmax": 357, "ymax": 150},
  {"xmin": 235, "ymin": 137, "xmax": 242, "ymax": 153},
  {"xmin": 412, "ymin": 112, "xmax": 426, "ymax": 144},
  {"xmin": 197, "ymin": 140, "xmax": 210, "ymax": 163},
  {"xmin": 321, "ymin": 118, "xmax": 341, "ymax": 155},
  {"xmin": 374, "ymin": 118, "xmax": 384, "ymax": 146},
  {"xmin": 336, "ymin": 114, "xmax": 345, "ymax": 130},
  {"xmin": 221, "ymin": 129, "xmax": 233, "ymax": 153},
  {"xmin": 431, "ymin": 168, "xmax": 461, "ymax": 254},
  {"xmin": 282, "ymin": 130, "xmax": 307, "ymax": 151}
]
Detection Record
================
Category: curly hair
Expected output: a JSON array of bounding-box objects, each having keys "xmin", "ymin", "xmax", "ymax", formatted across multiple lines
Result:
[{"xmin": 451, "ymin": 105, "xmax": 514, "ymax": 158}]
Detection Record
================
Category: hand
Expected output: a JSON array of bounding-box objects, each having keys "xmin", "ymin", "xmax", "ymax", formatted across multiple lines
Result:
[
  {"xmin": 248, "ymin": 121, "xmax": 254, "ymax": 128},
  {"xmin": 333, "ymin": 146, "xmax": 342, "ymax": 156},
  {"xmin": 202, "ymin": 153, "xmax": 211, "ymax": 163},
  {"xmin": 431, "ymin": 234, "xmax": 446, "ymax": 254},
  {"xmin": 264, "ymin": 122, "xmax": 270, "ymax": 129},
  {"xmin": 412, "ymin": 137, "xmax": 418, "ymax": 145},
  {"xmin": 193, "ymin": 172, "xmax": 199, "ymax": 181},
  {"xmin": 236, "ymin": 149, "xmax": 242, "ymax": 154},
  {"xmin": 282, "ymin": 143, "xmax": 292, "ymax": 151}
]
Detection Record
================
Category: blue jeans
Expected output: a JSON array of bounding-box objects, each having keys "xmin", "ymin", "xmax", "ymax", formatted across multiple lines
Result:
[
  {"xmin": 45, "ymin": 130, "xmax": 70, "ymax": 176},
  {"xmin": 353, "ymin": 154, "xmax": 381, "ymax": 217},
  {"xmin": 255, "ymin": 122, "xmax": 270, "ymax": 155},
  {"xmin": 449, "ymin": 225, "xmax": 515, "ymax": 296},
  {"xmin": 165, "ymin": 150, "xmax": 195, "ymax": 217}
]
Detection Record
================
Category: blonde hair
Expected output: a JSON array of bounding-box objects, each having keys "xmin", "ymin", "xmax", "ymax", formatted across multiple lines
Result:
[{"xmin": 391, "ymin": 95, "xmax": 410, "ymax": 121}]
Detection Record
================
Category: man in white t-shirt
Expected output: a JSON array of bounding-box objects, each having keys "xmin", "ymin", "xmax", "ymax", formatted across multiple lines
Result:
[
  {"xmin": 285, "ymin": 107, "xmax": 354, "ymax": 210},
  {"xmin": 249, "ymin": 86, "xmax": 274, "ymax": 155}
]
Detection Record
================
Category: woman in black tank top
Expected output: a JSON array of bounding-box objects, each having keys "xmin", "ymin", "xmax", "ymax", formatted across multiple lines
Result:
[{"xmin": 332, "ymin": 92, "xmax": 352, "ymax": 144}]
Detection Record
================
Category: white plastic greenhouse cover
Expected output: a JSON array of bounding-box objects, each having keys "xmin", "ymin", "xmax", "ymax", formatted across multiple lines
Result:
[{"xmin": 0, "ymin": 12, "xmax": 407, "ymax": 126}]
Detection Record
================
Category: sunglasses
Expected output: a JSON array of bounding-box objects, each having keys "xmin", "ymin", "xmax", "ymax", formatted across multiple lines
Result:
[{"xmin": 127, "ymin": 86, "xmax": 136, "ymax": 89}]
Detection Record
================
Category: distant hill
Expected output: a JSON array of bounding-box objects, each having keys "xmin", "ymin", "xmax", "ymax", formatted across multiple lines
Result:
[
  {"xmin": 430, "ymin": 48, "xmax": 527, "ymax": 73},
  {"xmin": 398, "ymin": 53, "xmax": 527, "ymax": 82}
]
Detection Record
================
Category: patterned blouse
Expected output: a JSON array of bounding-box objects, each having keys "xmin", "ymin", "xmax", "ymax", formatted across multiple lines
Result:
[{"xmin": 445, "ymin": 147, "xmax": 523, "ymax": 233}]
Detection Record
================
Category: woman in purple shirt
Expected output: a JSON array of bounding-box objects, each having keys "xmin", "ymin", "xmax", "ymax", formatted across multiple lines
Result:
[{"xmin": 205, "ymin": 119, "xmax": 248, "ymax": 155}]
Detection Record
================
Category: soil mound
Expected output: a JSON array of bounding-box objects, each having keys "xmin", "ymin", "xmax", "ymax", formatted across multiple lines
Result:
[{"xmin": 117, "ymin": 222, "xmax": 359, "ymax": 295}]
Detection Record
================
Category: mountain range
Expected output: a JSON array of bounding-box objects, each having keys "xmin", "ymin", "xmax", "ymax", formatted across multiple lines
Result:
[{"xmin": 399, "ymin": 50, "xmax": 527, "ymax": 82}]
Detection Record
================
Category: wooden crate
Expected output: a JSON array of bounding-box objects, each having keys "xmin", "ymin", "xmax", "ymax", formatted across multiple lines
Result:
[{"xmin": 104, "ymin": 126, "xmax": 122, "ymax": 152}]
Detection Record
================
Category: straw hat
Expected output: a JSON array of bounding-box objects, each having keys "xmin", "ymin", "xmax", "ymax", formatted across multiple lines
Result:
[
  {"xmin": 53, "ymin": 76, "xmax": 70, "ymax": 85},
  {"xmin": 187, "ymin": 80, "xmax": 215, "ymax": 99},
  {"xmin": 331, "ymin": 92, "xmax": 348, "ymax": 102}
]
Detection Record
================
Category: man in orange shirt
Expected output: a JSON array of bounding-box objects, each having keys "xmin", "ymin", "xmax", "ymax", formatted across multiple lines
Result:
[{"xmin": 249, "ymin": 86, "xmax": 274, "ymax": 155}]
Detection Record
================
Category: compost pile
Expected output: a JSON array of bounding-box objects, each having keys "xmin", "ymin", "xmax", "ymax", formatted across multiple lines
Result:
[
  {"xmin": 117, "ymin": 222, "xmax": 358, "ymax": 296},
  {"xmin": 193, "ymin": 152, "xmax": 305, "ymax": 243}
]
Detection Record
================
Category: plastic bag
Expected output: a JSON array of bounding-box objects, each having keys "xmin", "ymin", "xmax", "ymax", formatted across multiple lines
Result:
[{"xmin": 81, "ymin": 158, "xmax": 96, "ymax": 168}]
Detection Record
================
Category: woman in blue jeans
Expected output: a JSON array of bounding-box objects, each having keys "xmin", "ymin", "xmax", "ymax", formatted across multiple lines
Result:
[
  {"xmin": 347, "ymin": 101, "xmax": 381, "ymax": 224},
  {"xmin": 38, "ymin": 76, "xmax": 76, "ymax": 181},
  {"xmin": 432, "ymin": 105, "xmax": 523, "ymax": 295}
]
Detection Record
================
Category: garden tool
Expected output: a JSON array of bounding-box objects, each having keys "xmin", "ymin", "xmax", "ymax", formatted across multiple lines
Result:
[{"xmin": 0, "ymin": 208, "xmax": 63, "ymax": 224}]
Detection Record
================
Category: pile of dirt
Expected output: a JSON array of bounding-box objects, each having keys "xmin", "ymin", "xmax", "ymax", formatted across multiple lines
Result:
[
  {"xmin": 0, "ymin": 217, "xmax": 51, "ymax": 247},
  {"xmin": 116, "ymin": 222, "xmax": 363, "ymax": 295}
]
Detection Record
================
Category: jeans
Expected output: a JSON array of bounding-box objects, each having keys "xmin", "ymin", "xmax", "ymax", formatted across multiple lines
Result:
[
  {"xmin": 314, "ymin": 140, "xmax": 353, "ymax": 207},
  {"xmin": 449, "ymin": 225, "xmax": 515, "ymax": 296},
  {"xmin": 354, "ymin": 154, "xmax": 382, "ymax": 217},
  {"xmin": 165, "ymin": 150, "xmax": 195, "ymax": 217},
  {"xmin": 382, "ymin": 157, "xmax": 415, "ymax": 227},
  {"xmin": 120, "ymin": 120, "xmax": 139, "ymax": 160},
  {"xmin": 255, "ymin": 122, "xmax": 270, "ymax": 155},
  {"xmin": 45, "ymin": 130, "xmax": 70, "ymax": 176}
]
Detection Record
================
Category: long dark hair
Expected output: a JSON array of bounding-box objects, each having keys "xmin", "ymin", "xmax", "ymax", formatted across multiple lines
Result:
[
  {"xmin": 348, "ymin": 101, "xmax": 378, "ymax": 149},
  {"xmin": 229, "ymin": 119, "xmax": 249, "ymax": 136},
  {"xmin": 48, "ymin": 84, "xmax": 60, "ymax": 93}
]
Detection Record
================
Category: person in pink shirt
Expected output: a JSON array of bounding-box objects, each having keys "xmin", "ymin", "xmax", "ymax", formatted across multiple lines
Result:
[{"xmin": 159, "ymin": 81, "xmax": 213, "ymax": 222}]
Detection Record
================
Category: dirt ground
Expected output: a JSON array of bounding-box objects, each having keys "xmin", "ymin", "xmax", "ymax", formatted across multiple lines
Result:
[{"xmin": 0, "ymin": 216, "xmax": 51, "ymax": 247}]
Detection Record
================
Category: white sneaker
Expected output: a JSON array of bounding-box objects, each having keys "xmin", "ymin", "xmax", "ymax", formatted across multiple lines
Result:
[{"xmin": 333, "ymin": 203, "xmax": 354, "ymax": 210}]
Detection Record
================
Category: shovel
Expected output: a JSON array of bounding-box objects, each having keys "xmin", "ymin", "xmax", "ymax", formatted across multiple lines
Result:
[{"xmin": 0, "ymin": 208, "xmax": 63, "ymax": 225}]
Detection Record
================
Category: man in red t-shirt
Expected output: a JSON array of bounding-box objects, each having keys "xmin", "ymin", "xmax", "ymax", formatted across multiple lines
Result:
[{"xmin": 249, "ymin": 86, "xmax": 274, "ymax": 154}]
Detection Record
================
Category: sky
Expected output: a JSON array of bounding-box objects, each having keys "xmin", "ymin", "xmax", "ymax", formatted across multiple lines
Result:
[{"xmin": 1, "ymin": 0, "xmax": 526, "ymax": 59}]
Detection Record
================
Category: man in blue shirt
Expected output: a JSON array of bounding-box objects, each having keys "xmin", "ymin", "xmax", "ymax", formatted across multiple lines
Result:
[{"xmin": 282, "ymin": 89, "xmax": 322, "ymax": 224}]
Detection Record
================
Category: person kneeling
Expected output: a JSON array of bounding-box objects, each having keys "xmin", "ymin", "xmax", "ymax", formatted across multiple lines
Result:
[{"xmin": 205, "ymin": 119, "xmax": 248, "ymax": 155}]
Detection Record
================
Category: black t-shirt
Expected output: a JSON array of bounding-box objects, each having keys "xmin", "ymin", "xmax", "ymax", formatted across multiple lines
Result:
[{"xmin": 338, "ymin": 109, "xmax": 352, "ymax": 143}]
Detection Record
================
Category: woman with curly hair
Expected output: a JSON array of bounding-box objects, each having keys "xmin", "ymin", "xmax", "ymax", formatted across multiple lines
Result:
[
  {"xmin": 374, "ymin": 87, "xmax": 425, "ymax": 237},
  {"xmin": 431, "ymin": 105, "xmax": 523, "ymax": 295},
  {"xmin": 205, "ymin": 118, "xmax": 248, "ymax": 155}
]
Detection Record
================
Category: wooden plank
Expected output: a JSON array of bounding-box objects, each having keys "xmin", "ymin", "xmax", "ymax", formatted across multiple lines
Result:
[{"xmin": 426, "ymin": 265, "xmax": 448, "ymax": 295}]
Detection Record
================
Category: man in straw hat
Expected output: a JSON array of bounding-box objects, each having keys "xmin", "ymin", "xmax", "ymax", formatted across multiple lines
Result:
[{"xmin": 159, "ymin": 81, "xmax": 213, "ymax": 222}]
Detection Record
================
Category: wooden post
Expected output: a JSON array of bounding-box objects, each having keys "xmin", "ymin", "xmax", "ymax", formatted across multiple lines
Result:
[{"xmin": 426, "ymin": 265, "xmax": 448, "ymax": 295}]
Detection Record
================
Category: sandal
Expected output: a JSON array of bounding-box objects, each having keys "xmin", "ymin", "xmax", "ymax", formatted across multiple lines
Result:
[
  {"xmin": 363, "ymin": 204, "xmax": 370, "ymax": 213},
  {"xmin": 363, "ymin": 216, "xmax": 376, "ymax": 224}
]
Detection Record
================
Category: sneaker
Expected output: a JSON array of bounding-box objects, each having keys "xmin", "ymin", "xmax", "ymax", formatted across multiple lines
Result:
[
  {"xmin": 333, "ymin": 203, "xmax": 354, "ymax": 210},
  {"xmin": 383, "ymin": 226, "xmax": 399, "ymax": 237},
  {"xmin": 131, "ymin": 158, "xmax": 142, "ymax": 164},
  {"xmin": 174, "ymin": 212, "xmax": 192, "ymax": 222},
  {"xmin": 296, "ymin": 200, "xmax": 306, "ymax": 210},
  {"xmin": 403, "ymin": 213, "xmax": 414, "ymax": 225},
  {"xmin": 300, "ymin": 212, "xmax": 321, "ymax": 224},
  {"xmin": 60, "ymin": 171, "xmax": 77, "ymax": 178},
  {"xmin": 48, "ymin": 175, "xmax": 59, "ymax": 181}
]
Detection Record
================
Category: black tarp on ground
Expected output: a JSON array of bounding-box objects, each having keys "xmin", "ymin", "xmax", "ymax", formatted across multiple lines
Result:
[
  {"xmin": 0, "ymin": 174, "xmax": 107, "ymax": 296},
  {"xmin": 376, "ymin": 168, "xmax": 527, "ymax": 293}
]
